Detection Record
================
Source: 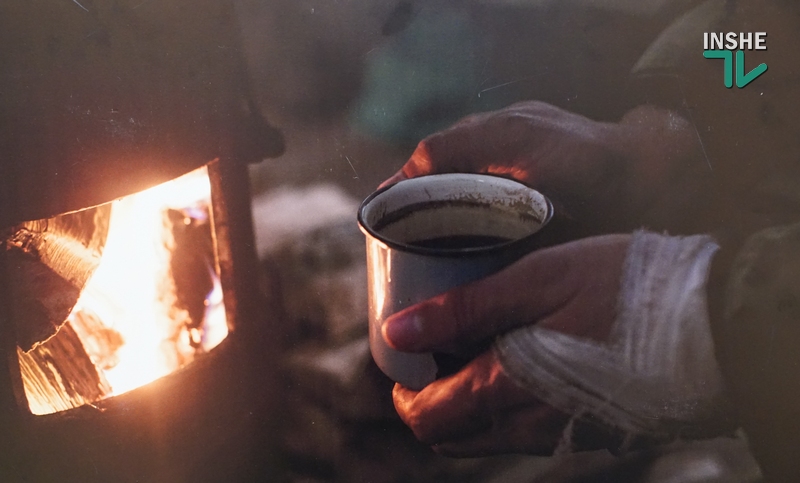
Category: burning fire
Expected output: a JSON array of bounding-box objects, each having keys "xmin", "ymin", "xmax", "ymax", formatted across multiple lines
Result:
[{"xmin": 19, "ymin": 165, "xmax": 229, "ymax": 415}]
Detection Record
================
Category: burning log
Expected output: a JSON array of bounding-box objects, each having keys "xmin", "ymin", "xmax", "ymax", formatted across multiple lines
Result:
[
  {"xmin": 10, "ymin": 165, "xmax": 230, "ymax": 415},
  {"xmin": 17, "ymin": 322, "xmax": 112, "ymax": 414},
  {"xmin": 4, "ymin": 205, "xmax": 110, "ymax": 351}
]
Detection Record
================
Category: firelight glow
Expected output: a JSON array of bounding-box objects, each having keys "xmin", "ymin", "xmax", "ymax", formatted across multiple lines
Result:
[
  {"xmin": 78, "ymin": 165, "xmax": 227, "ymax": 396},
  {"xmin": 21, "ymin": 165, "xmax": 229, "ymax": 414},
  {"xmin": 75, "ymin": 166, "xmax": 226, "ymax": 395}
]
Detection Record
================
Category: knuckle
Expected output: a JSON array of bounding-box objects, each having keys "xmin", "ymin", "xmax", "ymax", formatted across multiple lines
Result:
[
  {"xmin": 507, "ymin": 100, "xmax": 546, "ymax": 111},
  {"xmin": 491, "ymin": 109, "xmax": 548, "ymax": 141},
  {"xmin": 500, "ymin": 110, "xmax": 534, "ymax": 127},
  {"xmin": 415, "ymin": 137, "xmax": 432, "ymax": 152},
  {"xmin": 392, "ymin": 390, "xmax": 438, "ymax": 443},
  {"xmin": 452, "ymin": 112, "xmax": 482, "ymax": 127},
  {"xmin": 505, "ymin": 100, "xmax": 560, "ymax": 118},
  {"xmin": 416, "ymin": 134, "xmax": 445, "ymax": 162},
  {"xmin": 404, "ymin": 141, "xmax": 434, "ymax": 177},
  {"xmin": 413, "ymin": 138, "xmax": 431, "ymax": 156},
  {"xmin": 420, "ymin": 129, "xmax": 448, "ymax": 149}
]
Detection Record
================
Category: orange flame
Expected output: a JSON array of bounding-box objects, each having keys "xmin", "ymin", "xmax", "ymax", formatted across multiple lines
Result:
[{"xmin": 23, "ymin": 165, "xmax": 229, "ymax": 414}]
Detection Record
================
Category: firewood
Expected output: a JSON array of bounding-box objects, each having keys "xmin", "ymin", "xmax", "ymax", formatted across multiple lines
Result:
[
  {"xmin": 4, "ymin": 204, "xmax": 110, "ymax": 351},
  {"xmin": 17, "ymin": 321, "xmax": 111, "ymax": 415}
]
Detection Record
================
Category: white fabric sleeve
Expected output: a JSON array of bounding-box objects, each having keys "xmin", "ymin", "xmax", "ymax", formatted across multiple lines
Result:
[{"xmin": 493, "ymin": 231, "xmax": 734, "ymax": 445}]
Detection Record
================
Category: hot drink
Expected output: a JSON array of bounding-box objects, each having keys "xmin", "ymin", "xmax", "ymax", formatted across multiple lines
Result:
[
  {"xmin": 408, "ymin": 234, "xmax": 512, "ymax": 250},
  {"xmin": 358, "ymin": 173, "xmax": 553, "ymax": 389}
]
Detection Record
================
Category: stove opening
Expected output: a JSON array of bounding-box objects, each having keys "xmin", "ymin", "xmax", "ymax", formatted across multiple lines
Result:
[{"xmin": 7, "ymin": 165, "xmax": 229, "ymax": 415}]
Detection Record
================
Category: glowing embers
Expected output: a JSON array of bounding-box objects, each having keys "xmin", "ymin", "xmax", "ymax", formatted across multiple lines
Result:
[{"xmin": 10, "ymin": 166, "xmax": 228, "ymax": 415}]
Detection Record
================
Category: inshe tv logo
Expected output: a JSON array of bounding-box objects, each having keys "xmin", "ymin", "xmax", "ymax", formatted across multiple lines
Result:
[{"xmin": 703, "ymin": 32, "xmax": 768, "ymax": 88}]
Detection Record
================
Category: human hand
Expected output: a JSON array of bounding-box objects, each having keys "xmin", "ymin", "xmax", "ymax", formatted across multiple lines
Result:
[
  {"xmin": 384, "ymin": 234, "xmax": 630, "ymax": 456},
  {"xmin": 381, "ymin": 102, "xmax": 703, "ymax": 233}
]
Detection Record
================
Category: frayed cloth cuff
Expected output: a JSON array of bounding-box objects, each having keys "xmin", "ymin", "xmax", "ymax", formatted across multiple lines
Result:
[{"xmin": 494, "ymin": 231, "xmax": 733, "ymax": 443}]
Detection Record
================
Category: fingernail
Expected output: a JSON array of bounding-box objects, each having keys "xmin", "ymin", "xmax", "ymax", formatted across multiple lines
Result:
[{"xmin": 383, "ymin": 313, "xmax": 423, "ymax": 350}]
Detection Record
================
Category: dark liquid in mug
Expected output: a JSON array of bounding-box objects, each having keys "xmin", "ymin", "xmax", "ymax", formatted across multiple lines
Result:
[{"xmin": 408, "ymin": 234, "xmax": 512, "ymax": 250}]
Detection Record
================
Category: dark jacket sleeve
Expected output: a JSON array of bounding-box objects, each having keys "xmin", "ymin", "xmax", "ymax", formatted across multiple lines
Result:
[{"xmin": 712, "ymin": 223, "xmax": 800, "ymax": 481}]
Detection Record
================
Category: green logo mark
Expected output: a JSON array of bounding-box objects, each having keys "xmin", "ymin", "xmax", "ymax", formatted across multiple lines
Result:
[{"xmin": 703, "ymin": 50, "xmax": 768, "ymax": 88}]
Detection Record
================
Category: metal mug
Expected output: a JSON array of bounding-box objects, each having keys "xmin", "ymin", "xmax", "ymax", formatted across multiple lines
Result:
[{"xmin": 357, "ymin": 173, "xmax": 553, "ymax": 390}]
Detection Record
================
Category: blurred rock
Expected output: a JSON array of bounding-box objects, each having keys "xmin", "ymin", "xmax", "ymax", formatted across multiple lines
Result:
[
  {"xmin": 265, "ymin": 220, "xmax": 367, "ymax": 344},
  {"xmin": 253, "ymin": 184, "xmax": 367, "ymax": 344},
  {"xmin": 252, "ymin": 184, "xmax": 359, "ymax": 259},
  {"xmin": 284, "ymin": 338, "xmax": 395, "ymax": 421}
]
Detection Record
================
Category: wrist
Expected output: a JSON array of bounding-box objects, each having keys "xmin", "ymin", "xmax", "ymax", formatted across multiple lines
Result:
[
  {"xmin": 608, "ymin": 105, "xmax": 710, "ymax": 231},
  {"xmin": 615, "ymin": 106, "xmax": 697, "ymax": 182}
]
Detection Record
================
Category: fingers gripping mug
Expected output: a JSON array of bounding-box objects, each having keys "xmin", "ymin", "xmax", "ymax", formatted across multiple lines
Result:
[{"xmin": 358, "ymin": 173, "xmax": 552, "ymax": 390}]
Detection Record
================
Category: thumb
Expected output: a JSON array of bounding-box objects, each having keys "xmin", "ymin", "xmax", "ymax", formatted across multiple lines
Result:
[
  {"xmin": 382, "ymin": 235, "xmax": 629, "ymax": 352},
  {"xmin": 381, "ymin": 243, "xmax": 578, "ymax": 353}
]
